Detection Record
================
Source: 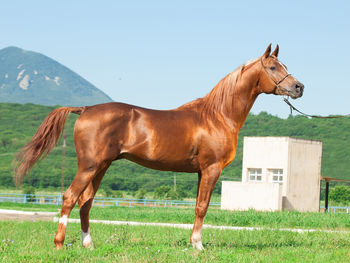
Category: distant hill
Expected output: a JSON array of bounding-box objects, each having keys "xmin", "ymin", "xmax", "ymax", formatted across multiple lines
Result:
[{"xmin": 0, "ymin": 46, "xmax": 113, "ymax": 106}]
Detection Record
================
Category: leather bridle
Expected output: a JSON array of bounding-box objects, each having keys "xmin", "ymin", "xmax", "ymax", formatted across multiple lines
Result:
[{"xmin": 260, "ymin": 57, "xmax": 291, "ymax": 94}]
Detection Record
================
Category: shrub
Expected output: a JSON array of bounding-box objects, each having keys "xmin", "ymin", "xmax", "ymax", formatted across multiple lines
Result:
[
  {"xmin": 153, "ymin": 185, "xmax": 186, "ymax": 200},
  {"xmin": 103, "ymin": 187, "xmax": 124, "ymax": 198},
  {"xmin": 114, "ymin": 191, "xmax": 124, "ymax": 198},
  {"xmin": 22, "ymin": 185, "xmax": 36, "ymax": 202},
  {"xmin": 135, "ymin": 188, "xmax": 147, "ymax": 199},
  {"xmin": 329, "ymin": 185, "xmax": 350, "ymax": 204},
  {"xmin": 154, "ymin": 185, "xmax": 172, "ymax": 199},
  {"xmin": 103, "ymin": 188, "xmax": 114, "ymax": 197}
]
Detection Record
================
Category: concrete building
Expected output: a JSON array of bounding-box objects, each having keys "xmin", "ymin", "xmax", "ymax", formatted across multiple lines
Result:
[{"xmin": 221, "ymin": 137, "xmax": 322, "ymax": 212}]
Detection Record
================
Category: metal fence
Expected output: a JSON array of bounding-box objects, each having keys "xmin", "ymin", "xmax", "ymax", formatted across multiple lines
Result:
[
  {"xmin": 1, "ymin": 193, "xmax": 349, "ymax": 213},
  {"xmin": 0, "ymin": 193, "xmax": 220, "ymax": 209},
  {"xmin": 326, "ymin": 206, "xmax": 350, "ymax": 214}
]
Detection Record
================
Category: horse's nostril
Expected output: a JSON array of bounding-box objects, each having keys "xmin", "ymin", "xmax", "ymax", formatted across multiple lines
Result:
[{"xmin": 295, "ymin": 83, "xmax": 304, "ymax": 92}]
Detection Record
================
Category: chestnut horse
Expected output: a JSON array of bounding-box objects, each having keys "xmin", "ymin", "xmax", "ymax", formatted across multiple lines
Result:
[{"xmin": 14, "ymin": 44, "xmax": 303, "ymax": 250}]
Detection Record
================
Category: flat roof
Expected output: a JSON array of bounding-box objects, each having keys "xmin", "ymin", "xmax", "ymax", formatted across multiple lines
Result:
[
  {"xmin": 321, "ymin": 176, "xmax": 350, "ymax": 183},
  {"xmin": 244, "ymin": 136, "xmax": 322, "ymax": 144}
]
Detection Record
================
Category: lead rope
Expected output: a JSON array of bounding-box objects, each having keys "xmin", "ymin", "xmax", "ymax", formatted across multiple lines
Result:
[{"xmin": 283, "ymin": 97, "xmax": 350, "ymax": 119}]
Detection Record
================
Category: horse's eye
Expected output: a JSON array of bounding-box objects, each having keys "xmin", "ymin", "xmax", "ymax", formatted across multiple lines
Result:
[{"xmin": 270, "ymin": 66, "xmax": 276, "ymax": 70}]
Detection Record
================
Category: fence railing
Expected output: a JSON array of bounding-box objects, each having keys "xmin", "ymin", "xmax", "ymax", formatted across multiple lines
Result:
[
  {"xmin": 1, "ymin": 193, "xmax": 349, "ymax": 213},
  {"xmin": 326, "ymin": 206, "xmax": 350, "ymax": 214},
  {"xmin": 0, "ymin": 193, "xmax": 220, "ymax": 209}
]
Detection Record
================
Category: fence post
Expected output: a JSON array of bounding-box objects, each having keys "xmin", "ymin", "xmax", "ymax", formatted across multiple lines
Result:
[
  {"xmin": 23, "ymin": 194, "xmax": 27, "ymax": 204},
  {"xmin": 115, "ymin": 200, "xmax": 119, "ymax": 207}
]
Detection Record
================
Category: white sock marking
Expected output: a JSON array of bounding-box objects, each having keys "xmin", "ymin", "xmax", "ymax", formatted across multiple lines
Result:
[
  {"xmin": 58, "ymin": 215, "xmax": 68, "ymax": 226},
  {"xmin": 191, "ymin": 232, "xmax": 204, "ymax": 250},
  {"xmin": 82, "ymin": 228, "xmax": 93, "ymax": 247},
  {"xmin": 192, "ymin": 240, "xmax": 204, "ymax": 250}
]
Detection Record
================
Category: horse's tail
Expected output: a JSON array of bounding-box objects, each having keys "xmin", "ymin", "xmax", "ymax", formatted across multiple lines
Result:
[{"xmin": 13, "ymin": 106, "xmax": 85, "ymax": 186}]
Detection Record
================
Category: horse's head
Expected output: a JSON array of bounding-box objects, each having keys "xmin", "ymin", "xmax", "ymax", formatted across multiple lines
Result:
[{"xmin": 258, "ymin": 44, "xmax": 304, "ymax": 99}]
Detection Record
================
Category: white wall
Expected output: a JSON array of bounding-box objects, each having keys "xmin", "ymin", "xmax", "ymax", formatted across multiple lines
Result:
[
  {"xmin": 242, "ymin": 137, "xmax": 289, "ymax": 195},
  {"xmin": 221, "ymin": 181, "xmax": 282, "ymax": 211},
  {"xmin": 285, "ymin": 139, "xmax": 322, "ymax": 212}
]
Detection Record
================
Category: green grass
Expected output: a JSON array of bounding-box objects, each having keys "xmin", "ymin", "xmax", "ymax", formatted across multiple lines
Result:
[
  {"xmin": 1, "ymin": 202, "xmax": 350, "ymax": 230},
  {"xmin": 0, "ymin": 221, "xmax": 349, "ymax": 262}
]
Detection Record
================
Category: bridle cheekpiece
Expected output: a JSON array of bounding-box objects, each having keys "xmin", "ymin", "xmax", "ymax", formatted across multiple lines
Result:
[{"xmin": 260, "ymin": 57, "xmax": 291, "ymax": 94}]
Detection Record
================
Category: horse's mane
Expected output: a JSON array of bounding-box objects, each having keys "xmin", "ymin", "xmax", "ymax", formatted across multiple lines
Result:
[{"xmin": 180, "ymin": 58, "xmax": 259, "ymax": 118}]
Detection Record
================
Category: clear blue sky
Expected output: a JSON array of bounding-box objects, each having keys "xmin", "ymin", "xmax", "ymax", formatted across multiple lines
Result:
[{"xmin": 1, "ymin": 1, "xmax": 350, "ymax": 118}]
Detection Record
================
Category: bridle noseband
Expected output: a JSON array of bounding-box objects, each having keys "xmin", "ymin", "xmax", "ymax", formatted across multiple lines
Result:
[{"xmin": 260, "ymin": 57, "xmax": 291, "ymax": 94}]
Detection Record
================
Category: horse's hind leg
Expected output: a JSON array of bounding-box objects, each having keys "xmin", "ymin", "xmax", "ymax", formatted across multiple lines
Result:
[
  {"xmin": 54, "ymin": 161, "xmax": 111, "ymax": 249},
  {"xmin": 78, "ymin": 166, "xmax": 108, "ymax": 248}
]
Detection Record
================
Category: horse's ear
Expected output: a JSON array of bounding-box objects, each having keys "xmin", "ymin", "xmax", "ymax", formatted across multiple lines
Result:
[
  {"xmin": 263, "ymin": 43, "xmax": 272, "ymax": 58},
  {"xmin": 271, "ymin": 44, "xmax": 279, "ymax": 57}
]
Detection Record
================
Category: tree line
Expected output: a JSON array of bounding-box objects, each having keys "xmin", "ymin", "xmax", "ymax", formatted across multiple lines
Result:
[{"xmin": 1, "ymin": 103, "xmax": 350, "ymax": 200}]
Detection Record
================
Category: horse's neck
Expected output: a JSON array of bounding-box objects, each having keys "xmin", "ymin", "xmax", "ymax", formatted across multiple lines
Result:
[
  {"xmin": 229, "ymin": 74, "xmax": 259, "ymax": 129},
  {"xmin": 179, "ymin": 62, "xmax": 260, "ymax": 130},
  {"xmin": 209, "ymin": 65, "xmax": 260, "ymax": 130}
]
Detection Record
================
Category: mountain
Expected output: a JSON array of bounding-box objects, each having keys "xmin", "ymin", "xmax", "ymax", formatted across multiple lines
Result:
[{"xmin": 0, "ymin": 46, "xmax": 113, "ymax": 106}]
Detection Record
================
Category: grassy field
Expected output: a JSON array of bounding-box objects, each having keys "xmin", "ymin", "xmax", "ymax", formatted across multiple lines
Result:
[
  {"xmin": 1, "ymin": 202, "xmax": 350, "ymax": 262},
  {"xmin": 0, "ymin": 220, "xmax": 349, "ymax": 262}
]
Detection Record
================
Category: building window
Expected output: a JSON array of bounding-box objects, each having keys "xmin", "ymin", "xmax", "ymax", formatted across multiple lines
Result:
[
  {"xmin": 270, "ymin": 169, "xmax": 283, "ymax": 183},
  {"xmin": 248, "ymin": 168, "xmax": 263, "ymax": 182}
]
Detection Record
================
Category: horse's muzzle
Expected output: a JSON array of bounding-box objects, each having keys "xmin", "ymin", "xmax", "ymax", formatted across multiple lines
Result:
[{"xmin": 290, "ymin": 82, "xmax": 304, "ymax": 99}]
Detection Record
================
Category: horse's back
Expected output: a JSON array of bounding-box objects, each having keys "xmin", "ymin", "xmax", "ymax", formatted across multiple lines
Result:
[
  {"xmin": 77, "ymin": 101, "xmax": 200, "ymax": 130},
  {"xmin": 72, "ymin": 102, "xmax": 202, "ymax": 171}
]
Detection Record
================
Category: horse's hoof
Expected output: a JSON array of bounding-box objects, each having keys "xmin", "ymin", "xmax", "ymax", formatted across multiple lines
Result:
[
  {"xmin": 82, "ymin": 241, "xmax": 94, "ymax": 249},
  {"xmin": 55, "ymin": 242, "xmax": 64, "ymax": 250},
  {"xmin": 82, "ymin": 230, "xmax": 94, "ymax": 249},
  {"xmin": 54, "ymin": 235, "xmax": 64, "ymax": 250},
  {"xmin": 192, "ymin": 240, "xmax": 204, "ymax": 250}
]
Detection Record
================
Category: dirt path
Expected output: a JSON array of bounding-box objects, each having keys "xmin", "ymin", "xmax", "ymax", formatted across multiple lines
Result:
[
  {"xmin": 0, "ymin": 209, "xmax": 57, "ymax": 221},
  {"xmin": 57, "ymin": 217, "xmax": 346, "ymax": 234},
  {"xmin": 1, "ymin": 209, "xmax": 349, "ymax": 234}
]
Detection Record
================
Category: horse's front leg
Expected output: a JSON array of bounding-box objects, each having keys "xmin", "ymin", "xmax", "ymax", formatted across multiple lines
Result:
[{"xmin": 190, "ymin": 163, "xmax": 221, "ymax": 250}]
